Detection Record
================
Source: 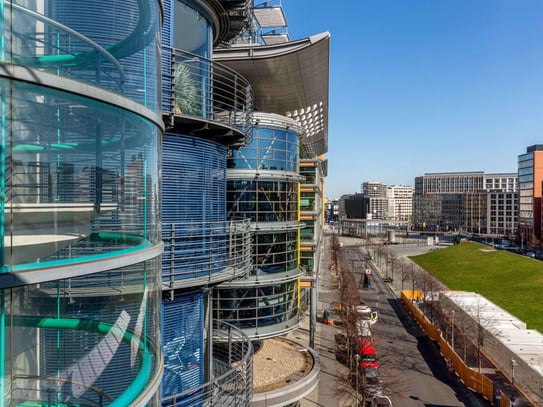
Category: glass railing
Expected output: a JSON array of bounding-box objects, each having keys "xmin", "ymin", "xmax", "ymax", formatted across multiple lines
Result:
[
  {"xmin": 162, "ymin": 47, "xmax": 253, "ymax": 141},
  {"xmin": 162, "ymin": 320, "xmax": 253, "ymax": 407},
  {"xmin": 3, "ymin": 0, "xmax": 161, "ymax": 110}
]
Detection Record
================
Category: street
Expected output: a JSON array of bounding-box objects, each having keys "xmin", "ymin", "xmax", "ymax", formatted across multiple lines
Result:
[{"xmin": 303, "ymin": 232, "xmax": 492, "ymax": 407}]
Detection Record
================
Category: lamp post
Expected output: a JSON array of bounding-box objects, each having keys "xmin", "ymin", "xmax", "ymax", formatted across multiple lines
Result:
[
  {"xmin": 511, "ymin": 359, "xmax": 517, "ymax": 397},
  {"xmin": 353, "ymin": 354, "xmax": 361, "ymax": 407},
  {"xmin": 451, "ymin": 310, "xmax": 455, "ymax": 351}
]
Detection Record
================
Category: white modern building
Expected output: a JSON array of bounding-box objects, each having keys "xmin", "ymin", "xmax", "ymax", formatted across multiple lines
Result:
[
  {"xmin": 389, "ymin": 185, "xmax": 414, "ymax": 221},
  {"xmin": 362, "ymin": 181, "xmax": 413, "ymax": 220}
]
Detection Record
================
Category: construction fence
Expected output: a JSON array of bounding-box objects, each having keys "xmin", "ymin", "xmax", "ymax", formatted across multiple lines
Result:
[{"xmin": 401, "ymin": 290, "xmax": 510, "ymax": 407}]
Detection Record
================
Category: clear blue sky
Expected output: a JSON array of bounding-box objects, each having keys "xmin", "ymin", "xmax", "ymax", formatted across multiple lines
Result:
[{"xmin": 282, "ymin": 0, "xmax": 543, "ymax": 198}]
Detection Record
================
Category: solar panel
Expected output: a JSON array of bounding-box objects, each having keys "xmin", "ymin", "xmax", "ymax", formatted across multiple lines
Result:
[
  {"xmin": 261, "ymin": 33, "xmax": 290, "ymax": 45},
  {"xmin": 253, "ymin": 6, "xmax": 287, "ymax": 28}
]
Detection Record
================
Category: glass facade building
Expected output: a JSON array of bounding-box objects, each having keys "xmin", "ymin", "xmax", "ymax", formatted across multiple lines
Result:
[
  {"xmin": 215, "ymin": 113, "xmax": 304, "ymax": 339},
  {"xmin": 159, "ymin": 1, "xmax": 253, "ymax": 406},
  {"xmin": 413, "ymin": 171, "xmax": 518, "ymax": 236},
  {"xmin": 214, "ymin": 23, "xmax": 329, "ymax": 403},
  {"xmin": 1, "ymin": 0, "xmax": 164, "ymax": 404},
  {"xmin": 517, "ymin": 145, "xmax": 543, "ymax": 246}
]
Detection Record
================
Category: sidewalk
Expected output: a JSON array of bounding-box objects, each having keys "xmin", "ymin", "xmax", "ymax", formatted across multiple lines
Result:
[{"xmin": 293, "ymin": 232, "xmax": 359, "ymax": 407}]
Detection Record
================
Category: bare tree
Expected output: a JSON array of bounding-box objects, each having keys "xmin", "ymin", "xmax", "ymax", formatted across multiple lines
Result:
[
  {"xmin": 467, "ymin": 299, "xmax": 500, "ymax": 372},
  {"xmin": 399, "ymin": 259, "xmax": 409, "ymax": 291},
  {"xmin": 387, "ymin": 251, "xmax": 399, "ymax": 282}
]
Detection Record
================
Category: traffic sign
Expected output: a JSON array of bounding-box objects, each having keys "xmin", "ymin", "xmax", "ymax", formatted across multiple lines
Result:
[{"xmin": 365, "ymin": 269, "xmax": 372, "ymax": 274}]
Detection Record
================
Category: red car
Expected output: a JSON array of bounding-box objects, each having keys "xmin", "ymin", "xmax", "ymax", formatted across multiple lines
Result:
[{"xmin": 359, "ymin": 337, "xmax": 379, "ymax": 369}]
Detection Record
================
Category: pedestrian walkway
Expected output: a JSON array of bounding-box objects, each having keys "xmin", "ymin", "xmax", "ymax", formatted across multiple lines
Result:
[{"xmin": 294, "ymin": 232, "xmax": 360, "ymax": 407}]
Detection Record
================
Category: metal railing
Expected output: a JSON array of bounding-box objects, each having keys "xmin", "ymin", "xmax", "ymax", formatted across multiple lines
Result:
[
  {"xmin": 162, "ymin": 219, "xmax": 252, "ymax": 288},
  {"xmin": 162, "ymin": 47, "xmax": 253, "ymax": 140},
  {"xmin": 11, "ymin": 375, "xmax": 113, "ymax": 407},
  {"xmin": 162, "ymin": 320, "xmax": 253, "ymax": 407},
  {"xmin": 6, "ymin": 2, "xmax": 125, "ymax": 91}
]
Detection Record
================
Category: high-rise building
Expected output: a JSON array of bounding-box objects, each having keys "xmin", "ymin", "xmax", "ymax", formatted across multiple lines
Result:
[
  {"xmin": 1, "ymin": 1, "xmax": 164, "ymax": 404},
  {"xmin": 518, "ymin": 145, "xmax": 543, "ymax": 246},
  {"xmin": 361, "ymin": 182, "xmax": 413, "ymax": 220},
  {"xmin": 212, "ymin": 3, "xmax": 329, "ymax": 404},
  {"xmin": 484, "ymin": 174, "xmax": 518, "ymax": 237}
]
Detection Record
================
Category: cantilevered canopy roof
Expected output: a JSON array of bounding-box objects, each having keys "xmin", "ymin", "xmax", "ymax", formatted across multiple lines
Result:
[{"xmin": 214, "ymin": 32, "xmax": 330, "ymax": 157}]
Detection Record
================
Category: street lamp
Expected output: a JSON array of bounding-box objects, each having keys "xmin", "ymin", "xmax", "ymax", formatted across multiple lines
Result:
[
  {"xmin": 451, "ymin": 310, "xmax": 455, "ymax": 351},
  {"xmin": 511, "ymin": 359, "xmax": 517, "ymax": 397},
  {"xmin": 353, "ymin": 354, "xmax": 361, "ymax": 407}
]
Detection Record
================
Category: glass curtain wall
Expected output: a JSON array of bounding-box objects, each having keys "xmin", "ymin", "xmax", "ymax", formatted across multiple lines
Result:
[
  {"xmin": 4, "ymin": 260, "xmax": 162, "ymax": 406},
  {"xmin": 1, "ymin": 0, "xmax": 163, "ymax": 404},
  {"xmin": 215, "ymin": 113, "xmax": 302, "ymax": 336}
]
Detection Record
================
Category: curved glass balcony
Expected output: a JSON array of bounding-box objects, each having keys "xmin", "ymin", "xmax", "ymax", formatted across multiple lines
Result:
[
  {"xmin": 228, "ymin": 123, "xmax": 298, "ymax": 172},
  {"xmin": 162, "ymin": 219, "xmax": 252, "ymax": 287},
  {"xmin": 1, "ymin": 78, "xmax": 161, "ymax": 276},
  {"xmin": 162, "ymin": 320, "xmax": 253, "ymax": 407},
  {"xmin": 213, "ymin": 280, "xmax": 302, "ymax": 339},
  {"xmin": 227, "ymin": 179, "xmax": 299, "ymax": 222},
  {"xmin": 162, "ymin": 47, "xmax": 253, "ymax": 143},
  {"xmin": 1, "ymin": 0, "xmax": 161, "ymax": 111},
  {"xmin": 3, "ymin": 259, "xmax": 162, "ymax": 406}
]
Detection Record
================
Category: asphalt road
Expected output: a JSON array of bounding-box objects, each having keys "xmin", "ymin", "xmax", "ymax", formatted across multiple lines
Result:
[{"xmin": 342, "ymin": 242, "xmax": 491, "ymax": 407}]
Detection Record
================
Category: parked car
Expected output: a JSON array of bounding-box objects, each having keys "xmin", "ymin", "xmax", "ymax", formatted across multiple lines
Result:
[
  {"xmin": 323, "ymin": 309, "xmax": 334, "ymax": 325},
  {"xmin": 359, "ymin": 337, "xmax": 379, "ymax": 369}
]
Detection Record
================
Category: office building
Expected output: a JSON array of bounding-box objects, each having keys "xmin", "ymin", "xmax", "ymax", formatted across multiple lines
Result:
[
  {"xmin": 300, "ymin": 156, "xmax": 327, "ymax": 277},
  {"xmin": 518, "ymin": 145, "xmax": 543, "ymax": 246},
  {"xmin": 362, "ymin": 181, "xmax": 390, "ymax": 219},
  {"xmin": 339, "ymin": 193, "xmax": 368, "ymax": 219},
  {"xmin": 1, "ymin": 0, "xmax": 258, "ymax": 405},
  {"xmin": 159, "ymin": 0, "xmax": 254, "ymax": 405},
  {"xmin": 389, "ymin": 185, "xmax": 414, "ymax": 221},
  {"xmin": 413, "ymin": 172, "xmax": 517, "ymax": 236},
  {"xmin": 213, "ymin": 2, "xmax": 329, "ymax": 404},
  {"xmin": 360, "ymin": 182, "xmax": 413, "ymax": 220},
  {"xmin": 485, "ymin": 174, "xmax": 517, "ymax": 237},
  {"xmin": 0, "ymin": 0, "xmax": 164, "ymax": 404},
  {"xmin": 1, "ymin": 1, "xmax": 327, "ymax": 405}
]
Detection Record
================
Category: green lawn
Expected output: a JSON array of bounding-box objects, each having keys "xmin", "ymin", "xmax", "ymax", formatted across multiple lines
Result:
[{"xmin": 410, "ymin": 242, "xmax": 543, "ymax": 332}]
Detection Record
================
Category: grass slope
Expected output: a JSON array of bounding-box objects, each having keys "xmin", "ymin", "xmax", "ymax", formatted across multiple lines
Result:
[{"xmin": 410, "ymin": 242, "xmax": 543, "ymax": 332}]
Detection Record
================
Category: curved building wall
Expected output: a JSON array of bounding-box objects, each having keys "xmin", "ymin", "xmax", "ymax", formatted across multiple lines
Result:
[
  {"xmin": 160, "ymin": 2, "xmax": 239, "ymax": 404},
  {"xmin": 5, "ymin": 260, "xmax": 162, "ymax": 406},
  {"xmin": 162, "ymin": 0, "xmax": 213, "ymax": 117},
  {"xmin": 2, "ymin": 0, "xmax": 161, "ymax": 111},
  {"xmin": 227, "ymin": 180, "xmax": 298, "ymax": 222},
  {"xmin": 215, "ymin": 113, "xmax": 303, "ymax": 337},
  {"xmin": 214, "ymin": 281, "xmax": 299, "ymax": 338},
  {"xmin": 1, "ymin": 80, "xmax": 161, "ymax": 272},
  {"xmin": 1, "ymin": 0, "xmax": 163, "ymax": 404},
  {"xmin": 162, "ymin": 135, "xmax": 227, "ymax": 284}
]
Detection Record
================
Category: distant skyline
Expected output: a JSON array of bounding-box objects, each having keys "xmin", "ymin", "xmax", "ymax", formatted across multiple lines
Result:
[{"xmin": 282, "ymin": 1, "xmax": 543, "ymax": 198}]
